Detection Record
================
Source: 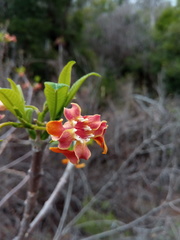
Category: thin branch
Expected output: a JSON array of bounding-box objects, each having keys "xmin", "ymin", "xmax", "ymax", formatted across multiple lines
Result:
[
  {"xmin": 61, "ymin": 123, "xmax": 178, "ymax": 236},
  {"xmin": 0, "ymin": 151, "xmax": 32, "ymax": 173},
  {"xmin": 53, "ymin": 168, "xmax": 74, "ymax": 240},
  {"xmin": 0, "ymin": 133, "xmax": 13, "ymax": 155},
  {"xmin": 25, "ymin": 162, "xmax": 74, "ymax": 238},
  {"xmin": 81, "ymin": 198, "xmax": 180, "ymax": 240},
  {"xmin": 0, "ymin": 175, "xmax": 29, "ymax": 208}
]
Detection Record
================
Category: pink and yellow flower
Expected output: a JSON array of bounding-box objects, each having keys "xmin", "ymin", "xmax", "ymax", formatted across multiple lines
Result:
[
  {"xmin": 0, "ymin": 101, "xmax": 6, "ymax": 111},
  {"xmin": 46, "ymin": 103, "xmax": 108, "ymax": 164},
  {"xmin": 4, "ymin": 33, "xmax": 17, "ymax": 42}
]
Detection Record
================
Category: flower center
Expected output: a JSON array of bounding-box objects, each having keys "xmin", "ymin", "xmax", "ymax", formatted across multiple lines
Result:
[{"xmin": 73, "ymin": 121, "xmax": 94, "ymax": 143}]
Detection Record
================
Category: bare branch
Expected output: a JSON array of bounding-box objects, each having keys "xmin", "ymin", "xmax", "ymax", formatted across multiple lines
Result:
[
  {"xmin": 53, "ymin": 168, "xmax": 74, "ymax": 240},
  {"xmin": 26, "ymin": 162, "xmax": 74, "ymax": 238},
  {"xmin": 0, "ymin": 151, "xmax": 32, "ymax": 173},
  {"xmin": 0, "ymin": 175, "xmax": 29, "ymax": 208},
  {"xmin": 81, "ymin": 198, "xmax": 180, "ymax": 240}
]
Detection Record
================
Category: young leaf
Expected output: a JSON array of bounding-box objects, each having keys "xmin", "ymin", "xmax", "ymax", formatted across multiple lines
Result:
[
  {"xmin": 7, "ymin": 78, "xmax": 20, "ymax": 92},
  {"xmin": 25, "ymin": 107, "xmax": 34, "ymax": 123},
  {"xmin": 7, "ymin": 78, "xmax": 25, "ymax": 106},
  {"xmin": 0, "ymin": 89, "xmax": 25, "ymax": 116},
  {"xmin": 65, "ymin": 72, "xmax": 101, "ymax": 106},
  {"xmin": 0, "ymin": 79, "xmax": 26, "ymax": 118},
  {"xmin": 44, "ymin": 82, "xmax": 69, "ymax": 120},
  {"xmin": 58, "ymin": 61, "xmax": 76, "ymax": 86}
]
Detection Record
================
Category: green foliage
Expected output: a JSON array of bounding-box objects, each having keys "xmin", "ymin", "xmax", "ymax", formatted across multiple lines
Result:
[
  {"xmin": 65, "ymin": 72, "xmax": 101, "ymax": 106},
  {"xmin": 58, "ymin": 61, "xmax": 76, "ymax": 85},
  {"xmin": 0, "ymin": 60, "xmax": 100, "ymax": 141},
  {"xmin": 77, "ymin": 200, "xmax": 117, "ymax": 236},
  {"xmin": 153, "ymin": 6, "xmax": 180, "ymax": 93},
  {"xmin": 44, "ymin": 61, "xmax": 101, "ymax": 119},
  {"xmin": 0, "ymin": 79, "xmax": 25, "ymax": 117},
  {"xmin": 44, "ymin": 82, "xmax": 69, "ymax": 120}
]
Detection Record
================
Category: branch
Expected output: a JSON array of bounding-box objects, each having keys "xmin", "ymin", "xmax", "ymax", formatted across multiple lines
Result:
[
  {"xmin": 0, "ymin": 175, "xmax": 29, "ymax": 208},
  {"xmin": 53, "ymin": 168, "xmax": 74, "ymax": 240},
  {"xmin": 61, "ymin": 123, "xmax": 178, "ymax": 235},
  {"xmin": 13, "ymin": 143, "xmax": 44, "ymax": 240},
  {"xmin": 25, "ymin": 162, "xmax": 74, "ymax": 238},
  {"xmin": 81, "ymin": 198, "xmax": 180, "ymax": 240},
  {"xmin": 0, "ymin": 151, "xmax": 32, "ymax": 173}
]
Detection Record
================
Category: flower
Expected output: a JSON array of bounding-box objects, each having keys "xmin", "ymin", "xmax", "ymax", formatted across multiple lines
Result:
[
  {"xmin": 0, "ymin": 101, "xmax": 6, "ymax": 111},
  {"xmin": 46, "ymin": 103, "xmax": 108, "ymax": 164},
  {"xmin": 0, "ymin": 114, "xmax": 5, "ymax": 120},
  {"xmin": 4, "ymin": 33, "xmax": 17, "ymax": 42}
]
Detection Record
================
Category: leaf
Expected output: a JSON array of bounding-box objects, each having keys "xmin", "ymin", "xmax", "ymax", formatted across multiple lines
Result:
[
  {"xmin": 0, "ymin": 79, "xmax": 25, "ymax": 118},
  {"xmin": 7, "ymin": 78, "xmax": 20, "ymax": 92},
  {"xmin": 58, "ymin": 61, "xmax": 76, "ymax": 86},
  {"xmin": 0, "ymin": 89, "xmax": 25, "ymax": 116},
  {"xmin": 65, "ymin": 72, "xmax": 101, "ymax": 106},
  {"xmin": 25, "ymin": 107, "xmax": 34, "ymax": 122},
  {"xmin": 7, "ymin": 78, "xmax": 25, "ymax": 106},
  {"xmin": 44, "ymin": 82, "xmax": 69, "ymax": 120}
]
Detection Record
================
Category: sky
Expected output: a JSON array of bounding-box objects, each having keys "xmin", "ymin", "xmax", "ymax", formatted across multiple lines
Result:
[{"xmin": 130, "ymin": 0, "xmax": 177, "ymax": 6}]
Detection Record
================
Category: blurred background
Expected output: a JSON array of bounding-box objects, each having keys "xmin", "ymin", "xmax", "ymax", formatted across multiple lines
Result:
[{"xmin": 0, "ymin": 0, "xmax": 180, "ymax": 239}]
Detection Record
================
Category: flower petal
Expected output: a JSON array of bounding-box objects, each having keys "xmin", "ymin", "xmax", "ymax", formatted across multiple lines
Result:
[
  {"xmin": 93, "ymin": 121, "xmax": 108, "ymax": 137},
  {"xmin": 49, "ymin": 147, "xmax": 79, "ymax": 164},
  {"xmin": 74, "ymin": 141, "xmax": 91, "ymax": 160},
  {"xmin": 58, "ymin": 129, "xmax": 74, "ymax": 149},
  {"xmin": 64, "ymin": 103, "xmax": 81, "ymax": 120},
  {"xmin": 85, "ymin": 114, "xmax": 101, "ymax": 129},
  {"xmin": 94, "ymin": 136, "xmax": 108, "ymax": 154},
  {"xmin": 0, "ymin": 114, "xmax": 5, "ymax": 120},
  {"xmin": 46, "ymin": 120, "xmax": 64, "ymax": 138},
  {"xmin": 0, "ymin": 101, "xmax": 7, "ymax": 111}
]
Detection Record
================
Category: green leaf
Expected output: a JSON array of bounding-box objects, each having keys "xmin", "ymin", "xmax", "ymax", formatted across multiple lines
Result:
[
  {"xmin": 7, "ymin": 78, "xmax": 25, "ymax": 106},
  {"xmin": 0, "ymin": 89, "xmax": 25, "ymax": 116},
  {"xmin": 65, "ymin": 72, "xmax": 101, "ymax": 106},
  {"xmin": 44, "ymin": 82, "xmax": 69, "ymax": 120},
  {"xmin": 7, "ymin": 78, "xmax": 20, "ymax": 92},
  {"xmin": 28, "ymin": 129, "xmax": 36, "ymax": 139},
  {"xmin": 58, "ymin": 61, "xmax": 76, "ymax": 86},
  {"xmin": 0, "ymin": 79, "xmax": 25, "ymax": 118},
  {"xmin": 25, "ymin": 107, "xmax": 34, "ymax": 122}
]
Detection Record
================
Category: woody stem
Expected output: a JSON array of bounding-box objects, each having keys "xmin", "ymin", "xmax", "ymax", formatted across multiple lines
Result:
[{"xmin": 13, "ymin": 135, "xmax": 44, "ymax": 240}]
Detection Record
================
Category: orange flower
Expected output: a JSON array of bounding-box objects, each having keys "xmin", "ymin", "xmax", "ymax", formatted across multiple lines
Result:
[{"xmin": 46, "ymin": 103, "xmax": 108, "ymax": 164}]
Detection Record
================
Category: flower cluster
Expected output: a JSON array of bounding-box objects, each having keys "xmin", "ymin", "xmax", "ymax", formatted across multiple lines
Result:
[
  {"xmin": 4, "ymin": 33, "xmax": 17, "ymax": 42},
  {"xmin": 46, "ymin": 103, "xmax": 108, "ymax": 164}
]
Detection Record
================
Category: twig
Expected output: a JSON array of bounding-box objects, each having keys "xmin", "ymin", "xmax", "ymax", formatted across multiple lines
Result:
[
  {"xmin": 0, "ymin": 151, "xmax": 32, "ymax": 173},
  {"xmin": 25, "ymin": 162, "xmax": 74, "ymax": 238},
  {"xmin": 61, "ymin": 123, "xmax": 178, "ymax": 236},
  {"xmin": 0, "ymin": 175, "xmax": 29, "ymax": 208},
  {"xmin": 0, "ymin": 134, "xmax": 13, "ymax": 154},
  {"xmin": 169, "ymin": 202, "xmax": 180, "ymax": 214},
  {"xmin": 53, "ymin": 167, "xmax": 74, "ymax": 240},
  {"xmin": 81, "ymin": 198, "xmax": 180, "ymax": 240}
]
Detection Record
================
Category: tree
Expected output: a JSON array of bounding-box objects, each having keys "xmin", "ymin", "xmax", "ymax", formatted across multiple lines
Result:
[{"xmin": 153, "ymin": 5, "xmax": 180, "ymax": 93}]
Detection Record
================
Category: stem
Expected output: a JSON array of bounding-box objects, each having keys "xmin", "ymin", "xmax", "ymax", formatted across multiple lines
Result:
[
  {"xmin": 26, "ymin": 162, "xmax": 74, "ymax": 237},
  {"xmin": 0, "ymin": 121, "xmax": 46, "ymax": 131},
  {"xmin": 0, "ymin": 122, "xmax": 23, "ymax": 129},
  {"xmin": 13, "ymin": 137, "xmax": 44, "ymax": 240}
]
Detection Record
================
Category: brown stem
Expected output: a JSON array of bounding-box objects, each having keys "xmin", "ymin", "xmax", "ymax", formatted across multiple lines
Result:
[
  {"xmin": 27, "ymin": 162, "xmax": 74, "ymax": 237},
  {"xmin": 13, "ymin": 138, "xmax": 44, "ymax": 240}
]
